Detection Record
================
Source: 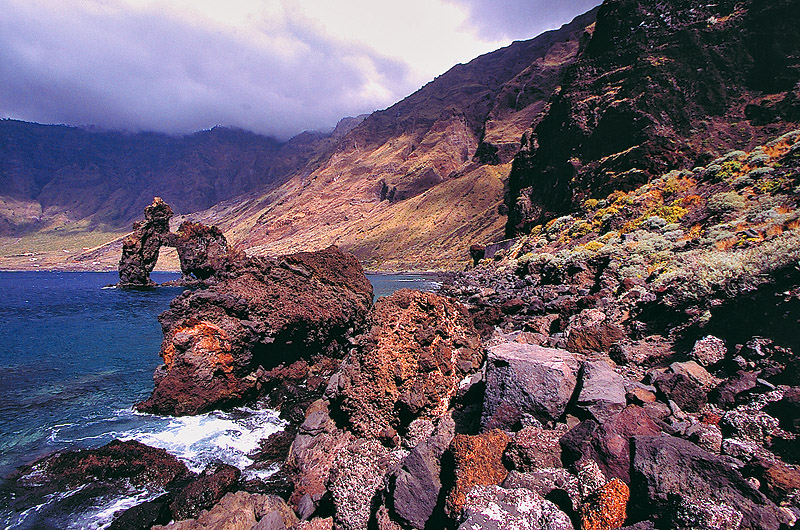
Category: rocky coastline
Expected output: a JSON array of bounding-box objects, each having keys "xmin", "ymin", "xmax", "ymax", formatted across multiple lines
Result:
[{"xmin": 7, "ymin": 126, "xmax": 800, "ymax": 529}]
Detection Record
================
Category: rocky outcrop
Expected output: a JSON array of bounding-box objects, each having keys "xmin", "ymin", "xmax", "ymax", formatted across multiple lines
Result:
[
  {"xmin": 166, "ymin": 221, "xmax": 233, "ymax": 280},
  {"xmin": 337, "ymin": 289, "xmax": 483, "ymax": 438},
  {"xmin": 507, "ymin": 0, "xmax": 800, "ymax": 234},
  {"xmin": 118, "ymin": 197, "xmax": 174, "ymax": 287},
  {"xmin": 136, "ymin": 245, "xmax": 373, "ymax": 416},
  {"xmin": 118, "ymin": 198, "xmax": 237, "ymax": 287}
]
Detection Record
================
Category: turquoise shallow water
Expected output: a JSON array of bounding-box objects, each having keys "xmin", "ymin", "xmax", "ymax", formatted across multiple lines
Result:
[{"xmin": 0, "ymin": 270, "xmax": 439, "ymax": 529}]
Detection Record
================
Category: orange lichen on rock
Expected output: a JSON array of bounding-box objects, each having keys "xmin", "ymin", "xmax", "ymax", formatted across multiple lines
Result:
[
  {"xmin": 445, "ymin": 429, "xmax": 510, "ymax": 516},
  {"xmin": 338, "ymin": 289, "xmax": 483, "ymax": 438},
  {"xmin": 162, "ymin": 320, "xmax": 233, "ymax": 372},
  {"xmin": 579, "ymin": 478, "xmax": 630, "ymax": 530}
]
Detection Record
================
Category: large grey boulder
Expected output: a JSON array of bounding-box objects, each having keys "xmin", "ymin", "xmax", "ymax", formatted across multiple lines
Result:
[
  {"xmin": 482, "ymin": 343, "xmax": 579, "ymax": 429},
  {"xmin": 575, "ymin": 360, "xmax": 626, "ymax": 423},
  {"xmin": 631, "ymin": 435, "xmax": 783, "ymax": 530}
]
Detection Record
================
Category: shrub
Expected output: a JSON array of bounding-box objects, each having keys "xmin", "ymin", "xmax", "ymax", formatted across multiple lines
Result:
[
  {"xmin": 708, "ymin": 191, "xmax": 745, "ymax": 214},
  {"xmin": 583, "ymin": 241, "xmax": 604, "ymax": 252},
  {"xmin": 650, "ymin": 204, "xmax": 688, "ymax": 223},
  {"xmin": 583, "ymin": 198, "xmax": 599, "ymax": 210},
  {"xmin": 717, "ymin": 160, "xmax": 743, "ymax": 181}
]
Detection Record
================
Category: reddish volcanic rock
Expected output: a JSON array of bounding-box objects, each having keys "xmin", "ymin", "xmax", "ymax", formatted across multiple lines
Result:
[
  {"xmin": 137, "ymin": 245, "xmax": 373, "ymax": 416},
  {"xmin": 580, "ymin": 478, "xmax": 630, "ymax": 530},
  {"xmin": 118, "ymin": 197, "xmax": 173, "ymax": 287},
  {"xmin": 445, "ymin": 429, "xmax": 510, "ymax": 516},
  {"xmin": 166, "ymin": 221, "xmax": 234, "ymax": 280},
  {"xmin": 337, "ymin": 289, "xmax": 483, "ymax": 438}
]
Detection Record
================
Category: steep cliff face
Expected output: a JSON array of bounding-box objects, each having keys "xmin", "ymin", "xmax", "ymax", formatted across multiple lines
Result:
[
  {"xmin": 506, "ymin": 0, "xmax": 800, "ymax": 235},
  {"xmin": 0, "ymin": 121, "xmax": 353, "ymax": 235},
  {"xmin": 190, "ymin": 9, "xmax": 599, "ymax": 271}
]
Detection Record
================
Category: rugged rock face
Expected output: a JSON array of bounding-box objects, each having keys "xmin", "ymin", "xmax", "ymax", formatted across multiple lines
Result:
[
  {"xmin": 166, "ymin": 221, "xmax": 232, "ymax": 280},
  {"xmin": 119, "ymin": 198, "xmax": 239, "ymax": 286},
  {"xmin": 507, "ymin": 0, "xmax": 800, "ymax": 234},
  {"xmin": 337, "ymin": 289, "xmax": 483, "ymax": 438},
  {"xmin": 136, "ymin": 245, "xmax": 373, "ymax": 415},
  {"xmin": 118, "ymin": 197, "xmax": 174, "ymax": 287}
]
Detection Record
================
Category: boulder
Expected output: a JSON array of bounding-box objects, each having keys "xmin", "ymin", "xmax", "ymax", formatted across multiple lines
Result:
[
  {"xmin": 653, "ymin": 372, "xmax": 707, "ymax": 413},
  {"xmin": 392, "ymin": 414, "xmax": 456, "ymax": 529},
  {"xmin": 137, "ymin": 245, "xmax": 373, "ymax": 416},
  {"xmin": 691, "ymin": 336, "xmax": 727, "ymax": 367},
  {"xmin": 482, "ymin": 343, "xmax": 579, "ymax": 429},
  {"xmin": 338, "ymin": 290, "xmax": 482, "ymax": 438},
  {"xmin": 328, "ymin": 439, "xmax": 401, "ymax": 530},
  {"xmin": 610, "ymin": 335, "xmax": 674, "ymax": 366},
  {"xmin": 560, "ymin": 405, "xmax": 661, "ymax": 483},
  {"xmin": 575, "ymin": 361, "xmax": 626, "ymax": 423},
  {"xmin": 458, "ymin": 486, "xmax": 574, "ymax": 530},
  {"xmin": 446, "ymin": 430, "xmax": 510, "ymax": 516},
  {"xmin": 670, "ymin": 496, "xmax": 744, "ymax": 530},
  {"xmin": 502, "ymin": 469, "xmax": 581, "ymax": 513},
  {"xmin": 631, "ymin": 435, "xmax": 782, "ymax": 530},
  {"xmin": 579, "ymin": 478, "xmax": 629, "ymax": 530},
  {"xmin": 285, "ymin": 402, "xmax": 354, "ymax": 515},
  {"xmin": 153, "ymin": 491, "xmax": 295, "ymax": 530},
  {"xmin": 712, "ymin": 371, "xmax": 759, "ymax": 409},
  {"xmin": 503, "ymin": 425, "xmax": 566, "ymax": 471},
  {"xmin": 565, "ymin": 309, "xmax": 625, "ymax": 354},
  {"xmin": 118, "ymin": 197, "xmax": 173, "ymax": 287},
  {"xmin": 668, "ymin": 361, "xmax": 717, "ymax": 390}
]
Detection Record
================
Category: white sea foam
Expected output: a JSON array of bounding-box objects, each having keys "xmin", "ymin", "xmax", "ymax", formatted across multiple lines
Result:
[
  {"xmin": 120, "ymin": 406, "xmax": 286, "ymax": 474},
  {"xmin": 72, "ymin": 488, "xmax": 163, "ymax": 530}
]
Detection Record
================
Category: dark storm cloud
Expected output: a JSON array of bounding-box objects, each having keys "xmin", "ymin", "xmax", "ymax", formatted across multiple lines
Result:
[
  {"xmin": 447, "ymin": 0, "xmax": 602, "ymax": 41},
  {"xmin": 0, "ymin": 1, "xmax": 412, "ymax": 140}
]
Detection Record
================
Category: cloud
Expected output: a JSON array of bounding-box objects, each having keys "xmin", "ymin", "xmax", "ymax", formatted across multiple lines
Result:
[
  {"xmin": 0, "ymin": 0, "xmax": 600, "ymax": 140},
  {"xmin": 0, "ymin": 0, "xmax": 415, "ymax": 140},
  {"xmin": 446, "ymin": 0, "xmax": 602, "ymax": 41}
]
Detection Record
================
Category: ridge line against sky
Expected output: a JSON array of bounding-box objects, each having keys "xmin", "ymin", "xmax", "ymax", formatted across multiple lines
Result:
[{"xmin": 0, "ymin": 0, "xmax": 601, "ymax": 141}]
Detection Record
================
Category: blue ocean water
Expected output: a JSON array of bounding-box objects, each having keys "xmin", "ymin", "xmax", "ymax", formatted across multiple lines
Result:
[{"xmin": 0, "ymin": 270, "xmax": 439, "ymax": 529}]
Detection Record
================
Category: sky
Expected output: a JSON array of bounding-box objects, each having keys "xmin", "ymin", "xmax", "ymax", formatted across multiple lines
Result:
[{"xmin": 0, "ymin": 0, "xmax": 601, "ymax": 141}]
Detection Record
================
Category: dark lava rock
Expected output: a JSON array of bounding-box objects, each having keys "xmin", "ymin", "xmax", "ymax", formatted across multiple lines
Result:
[
  {"xmin": 481, "ymin": 342, "xmax": 579, "ymax": 429},
  {"xmin": 654, "ymin": 372, "xmax": 707, "ymax": 413},
  {"xmin": 118, "ymin": 197, "xmax": 173, "ymax": 287},
  {"xmin": 108, "ymin": 494, "xmax": 173, "ymax": 530},
  {"xmin": 35, "ymin": 439, "xmax": 190, "ymax": 489},
  {"xmin": 337, "ymin": 289, "xmax": 482, "ymax": 438},
  {"xmin": 574, "ymin": 360, "xmax": 626, "ymax": 423},
  {"xmin": 136, "ymin": 245, "xmax": 373, "ymax": 416},
  {"xmin": 170, "ymin": 463, "xmax": 241, "ymax": 521},
  {"xmin": 6, "ymin": 440, "xmax": 193, "ymax": 530},
  {"xmin": 764, "ymin": 386, "xmax": 800, "ymax": 433},
  {"xmin": 712, "ymin": 371, "xmax": 759, "ymax": 409},
  {"xmin": 561, "ymin": 405, "xmax": 661, "ymax": 483},
  {"xmin": 631, "ymin": 435, "xmax": 782, "ymax": 530}
]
